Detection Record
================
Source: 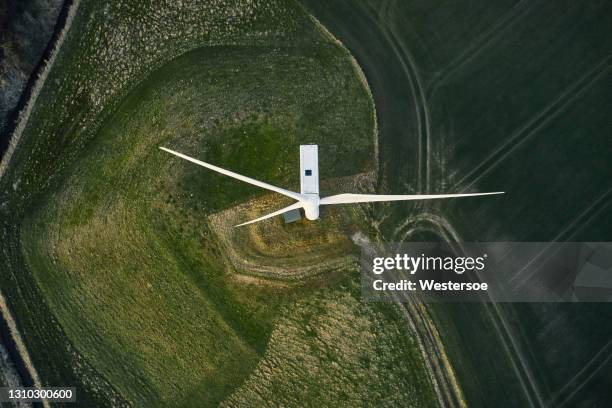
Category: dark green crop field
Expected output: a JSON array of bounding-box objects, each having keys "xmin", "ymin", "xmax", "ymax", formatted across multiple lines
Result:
[
  {"xmin": 0, "ymin": 0, "xmax": 438, "ymax": 407},
  {"xmin": 302, "ymin": 1, "xmax": 612, "ymax": 407}
]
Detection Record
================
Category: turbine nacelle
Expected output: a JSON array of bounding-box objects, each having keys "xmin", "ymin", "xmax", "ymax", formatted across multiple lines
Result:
[
  {"xmin": 159, "ymin": 145, "xmax": 504, "ymax": 227},
  {"xmin": 300, "ymin": 194, "xmax": 320, "ymax": 220}
]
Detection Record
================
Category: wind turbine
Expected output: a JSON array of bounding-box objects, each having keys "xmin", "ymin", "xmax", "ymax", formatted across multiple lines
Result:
[{"xmin": 160, "ymin": 145, "xmax": 504, "ymax": 227}]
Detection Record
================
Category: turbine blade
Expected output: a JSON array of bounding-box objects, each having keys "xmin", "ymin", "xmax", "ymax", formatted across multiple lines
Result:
[
  {"xmin": 320, "ymin": 191, "xmax": 504, "ymax": 205},
  {"xmin": 235, "ymin": 202, "xmax": 303, "ymax": 227},
  {"xmin": 160, "ymin": 147, "xmax": 303, "ymax": 201}
]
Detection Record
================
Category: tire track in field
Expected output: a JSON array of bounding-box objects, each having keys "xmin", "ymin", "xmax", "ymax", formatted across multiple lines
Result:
[
  {"xmin": 509, "ymin": 187, "xmax": 612, "ymax": 285},
  {"xmin": 372, "ymin": 0, "xmax": 546, "ymax": 404},
  {"xmin": 360, "ymin": 0, "xmax": 431, "ymax": 192},
  {"xmin": 393, "ymin": 293, "xmax": 466, "ymax": 408},
  {"xmin": 426, "ymin": 0, "xmax": 531, "ymax": 97},
  {"xmin": 551, "ymin": 339, "xmax": 612, "ymax": 408},
  {"xmin": 547, "ymin": 187, "xmax": 612, "ymax": 244},
  {"xmin": 360, "ymin": 226, "xmax": 465, "ymax": 408},
  {"xmin": 385, "ymin": 15, "xmax": 433, "ymax": 193},
  {"xmin": 391, "ymin": 214, "xmax": 545, "ymax": 408},
  {"xmin": 374, "ymin": 212, "xmax": 465, "ymax": 408},
  {"xmin": 363, "ymin": 0, "xmax": 461, "ymax": 390},
  {"xmin": 455, "ymin": 55, "xmax": 612, "ymax": 191}
]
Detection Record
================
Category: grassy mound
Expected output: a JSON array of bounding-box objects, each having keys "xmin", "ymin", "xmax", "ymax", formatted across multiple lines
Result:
[{"xmin": 20, "ymin": 43, "xmax": 373, "ymax": 406}]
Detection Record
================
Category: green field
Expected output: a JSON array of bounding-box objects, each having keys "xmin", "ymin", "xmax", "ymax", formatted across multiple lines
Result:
[
  {"xmin": 21, "ymin": 44, "xmax": 374, "ymax": 406},
  {"xmin": 0, "ymin": 0, "xmax": 438, "ymax": 407}
]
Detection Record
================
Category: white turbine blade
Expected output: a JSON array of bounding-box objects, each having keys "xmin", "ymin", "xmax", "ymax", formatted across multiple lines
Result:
[
  {"xmin": 160, "ymin": 147, "xmax": 303, "ymax": 201},
  {"xmin": 320, "ymin": 191, "xmax": 504, "ymax": 205},
  {"xmin": 235, "ymin": 202, "xmax": 303, "ymax": 227}
]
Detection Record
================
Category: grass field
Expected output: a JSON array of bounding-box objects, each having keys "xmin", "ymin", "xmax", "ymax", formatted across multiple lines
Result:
[
  {"xmin": 223, "ymin": 284, "xmax": 436, "ymax": 407},
  {"xmin": 20, "ymin": 44, "xmax": 376, "ymax": 406},
  {"xmin": 0, "ymin": 0, "xmax": 439, "ymax": 407}
]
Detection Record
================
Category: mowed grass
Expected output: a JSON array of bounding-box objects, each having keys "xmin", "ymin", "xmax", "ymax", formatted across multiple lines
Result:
[
  {"xmin": 19, "ymin": 42, "xmax": 378, "ymax": 406},
  {"xmin": 223, "ymin": 284, "xmax": 437, "ymax": 407}
]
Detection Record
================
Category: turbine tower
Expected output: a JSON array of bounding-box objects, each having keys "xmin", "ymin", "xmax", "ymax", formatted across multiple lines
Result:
[{"xmin": 159, "ymin": 145, "xmax": 504, "ymax": 227}]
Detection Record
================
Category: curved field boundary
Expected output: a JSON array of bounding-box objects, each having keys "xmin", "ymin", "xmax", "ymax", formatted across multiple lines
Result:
[{"xmin": 303, "ymin": 8, "xmax": 380, "ymax": 179}]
